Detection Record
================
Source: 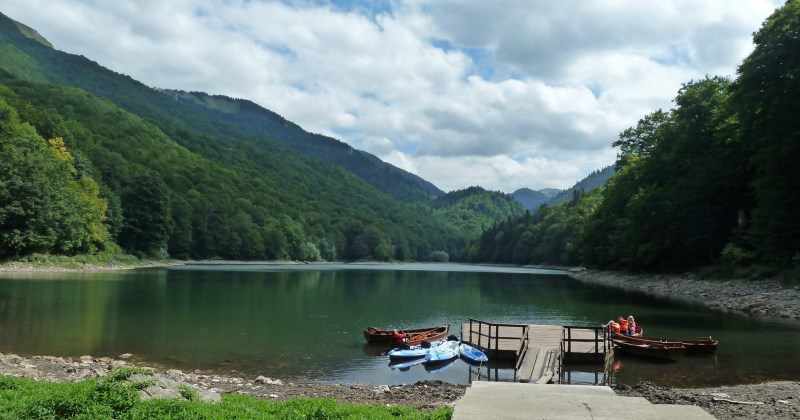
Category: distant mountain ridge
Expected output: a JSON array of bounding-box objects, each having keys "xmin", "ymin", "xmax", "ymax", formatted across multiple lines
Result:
[
  {"xmin": 510, "ymin": 188, "xmax": 550, "ymax": 211},
  {"xmin": 546, "ymin": 165, "xmax": 615, "ymax": 207},
  {"xmin": 511, "ymin": 167, "xmax": 615, "ymax": 211}
]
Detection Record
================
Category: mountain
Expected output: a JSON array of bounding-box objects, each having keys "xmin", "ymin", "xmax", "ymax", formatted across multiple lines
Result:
[
  {"xmin": 545, "ymin": 165, "xmax": 616, "ymax": 208},
  {"xmin": 0, "ymin": 12, "xmax": 489, "ymax": 262},
  {"xmin": 539, "ymin": 188, "xmax": 561, "ymax": 198},
  {"xmin": 432, "ymin": 187, "xmax": 527, "ymax": 235},
  {"xmin": 511, "ymin": 188, "xmax": 550, "ymax": 211}
]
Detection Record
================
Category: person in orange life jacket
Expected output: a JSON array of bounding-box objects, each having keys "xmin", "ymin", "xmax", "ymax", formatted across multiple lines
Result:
[
  {"xmin": 392, "ymin": 329, "xmax": 407, "ymax": 342},
  {"xmin": 607, "ymin": 320, "xmax": 621, "ymax": 334},
  {"xmin": 627, "ymin": 315, "xmax": 636, "ymax": 336},
  {"xmin": 618, "ymin": 317, "xmax": 629, "ymax": 335}
]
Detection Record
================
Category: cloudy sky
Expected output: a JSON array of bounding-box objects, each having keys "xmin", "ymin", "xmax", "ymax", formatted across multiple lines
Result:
[{"xmin": 1, "ymin": 0, "xmax": 783, "ymax": 193}]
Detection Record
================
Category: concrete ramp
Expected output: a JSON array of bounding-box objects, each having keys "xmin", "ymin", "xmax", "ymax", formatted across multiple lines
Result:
[{"xmin": 453, "ymin": 382, "xmax": 714, "ymax": 420}]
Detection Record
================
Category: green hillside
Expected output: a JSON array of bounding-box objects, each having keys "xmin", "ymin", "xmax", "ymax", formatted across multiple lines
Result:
[
  {"xmin": 163, "ymin": 90, "xmax": 443, "ymax": 202},
  {"xmin": 0, "ymin": 12, "xmax": 493, "ymax": 262},
  {"xmin": 432, "ymin": 187, "xmax": 526, "ymax": 236}
]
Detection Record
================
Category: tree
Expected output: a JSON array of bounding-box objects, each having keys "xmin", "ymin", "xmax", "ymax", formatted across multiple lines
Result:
[
  {"xmin": 734, "ymin": 0, "xmax": 800, "ymax": 265},
  {"xmin": 119, "ymin": 171, "xmax": 172, "ymax": 256}
]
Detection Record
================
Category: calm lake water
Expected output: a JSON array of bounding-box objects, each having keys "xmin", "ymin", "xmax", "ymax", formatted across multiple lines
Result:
[{"xmin": 0, "ymin": 263, "xmax": 798, "ymax": 387}]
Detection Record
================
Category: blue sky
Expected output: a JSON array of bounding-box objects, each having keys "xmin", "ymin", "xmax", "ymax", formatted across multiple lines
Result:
[{"xmin": 0, "ymin": 0, "xmax": 784, "ymax": 192}]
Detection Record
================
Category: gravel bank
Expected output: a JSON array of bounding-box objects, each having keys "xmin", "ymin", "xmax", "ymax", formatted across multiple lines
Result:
[
  {"xmin": 570, "ymin": 269, "xmax": 800, "ymax": 321},
  {"xmin": 615, "ymin": 381, "xmax": 800, "ymax": 419}
]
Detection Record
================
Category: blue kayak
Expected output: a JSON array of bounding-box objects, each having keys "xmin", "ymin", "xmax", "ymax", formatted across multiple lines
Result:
[
  {"xmin": 459, "ymin": 343, "xmax": 489, "ymax": 363},
  {"xmin": 388, "ymin": 339, "xmax": 446, "ymax": 359},
  {"xmin": 424, "ymin": 340, "xmax": 460, "ymax": 363}
]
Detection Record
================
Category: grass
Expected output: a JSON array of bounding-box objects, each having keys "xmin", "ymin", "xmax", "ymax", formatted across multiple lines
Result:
[
  {"xmin": 0, "ymin": 374, "xmax": 453, "ymax": 419},
  {"xmin": 3, "ymin": 253, "xmax": 173, "ymax": 270}
]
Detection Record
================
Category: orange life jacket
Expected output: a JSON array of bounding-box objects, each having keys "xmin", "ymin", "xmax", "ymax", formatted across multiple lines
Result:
[
  {"xmin": 611, "ymin": 323, "xmax": 620, "ymax": 334},
  {"xmin": 619, "ymin": 319, "xmax": 629, "ymax": 331}
]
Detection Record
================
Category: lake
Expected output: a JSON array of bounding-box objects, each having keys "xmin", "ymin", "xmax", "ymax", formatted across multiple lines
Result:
[{"xmin": 0, "ymin": 263, "xmax": 798, "ymax": 387}]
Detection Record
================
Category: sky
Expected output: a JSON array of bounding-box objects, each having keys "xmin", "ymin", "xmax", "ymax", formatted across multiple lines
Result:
[{"xmin": 1, "ymin": 0, "xmax": 783, "ymax": 193}]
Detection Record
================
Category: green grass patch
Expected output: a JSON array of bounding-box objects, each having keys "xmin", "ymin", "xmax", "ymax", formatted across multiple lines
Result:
[{"xmin": 0, "ymin": 375, "xmax": 453, "ymax": 419}]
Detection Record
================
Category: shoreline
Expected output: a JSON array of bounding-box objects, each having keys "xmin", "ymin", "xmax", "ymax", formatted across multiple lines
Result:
[
  {"xmin": 569, "ymin": 268, "xmax": 800, "ymax": 322},
  {"xmin": 0, "ymin": 351, "xmax": 464, "ymax": 410},
  {"xmin": 2, "ymin": 351, "xmax": 798, "ymax": 418}
]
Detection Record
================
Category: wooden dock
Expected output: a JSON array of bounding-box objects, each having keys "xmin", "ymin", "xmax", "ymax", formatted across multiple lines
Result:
[{"xmin": 461, "ymin": 320, "xmax": 608, "ymax": 384}]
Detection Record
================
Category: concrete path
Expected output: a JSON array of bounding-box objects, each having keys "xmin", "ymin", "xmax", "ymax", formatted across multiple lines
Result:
[{"xmin": 452, "ymin": 382, "xmax": 715, "ymax": 419}]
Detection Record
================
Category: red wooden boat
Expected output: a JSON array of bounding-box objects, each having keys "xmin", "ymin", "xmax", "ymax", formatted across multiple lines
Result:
[
  {"xmin": 363, "ymin": 325, "xmax": 450, "ymax": 346},
  {"xmin": 638, "ymin": 335, "xmax": 718, "ymax": 355},
  {"xmin": 611, "ymin": 334, "xmax": 686, "ymax": 362}
]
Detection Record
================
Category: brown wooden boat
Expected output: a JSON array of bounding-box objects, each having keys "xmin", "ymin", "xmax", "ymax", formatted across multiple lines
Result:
[
  {"xmin": 638, "ymin": 335, "xmax": 718, "ymax": 355},
  {"xmin": 363, "ymin": 325, "xmax": 450, "ymax": 346},
  {"xmin": 611, "ymin": 333, "xmax": 686, "ymax": 362}
]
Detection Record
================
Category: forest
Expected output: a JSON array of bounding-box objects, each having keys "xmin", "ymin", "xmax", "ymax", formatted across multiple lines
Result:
[
  {"xmin": 0, "ymin": 12, "xmax": 525, "ymax": 262},
  {"xmin": 465, "ymin": 1, "xmax": 800, "ymax": 276}
]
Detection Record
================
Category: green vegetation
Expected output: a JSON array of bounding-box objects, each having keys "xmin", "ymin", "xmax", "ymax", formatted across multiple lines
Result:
[
  {"xmin": 0, "ymin": 374, "xmax": 452, "ymax": 419},
  {"xmin": 432, "ymin": 187, "xmax": 526, "ymax": 236},
  {"xmin": 467, "ymin": 1, "xmax": 800, "ymax": 278}
]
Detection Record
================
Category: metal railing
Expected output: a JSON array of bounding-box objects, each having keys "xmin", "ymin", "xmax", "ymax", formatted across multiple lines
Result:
[
  {"xmin": 465, "ymin": 318, "xmax": 530, "ymax": 373},
  {"xmin": 561, "ymin": 325, "xmax": 609, "ymax": 360}
]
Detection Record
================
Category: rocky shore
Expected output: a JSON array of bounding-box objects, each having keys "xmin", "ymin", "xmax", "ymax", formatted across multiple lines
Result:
[
  {"xmin": 0, "ymin": 352, "xmax": 465, "ymax": 411},
  {"xmin": 570, "ymin": 269, "xmax": 800, "ymax": 321},
  {"xmin": 615, "ymin": 381, "xmax": 800, "ymax": 419}
]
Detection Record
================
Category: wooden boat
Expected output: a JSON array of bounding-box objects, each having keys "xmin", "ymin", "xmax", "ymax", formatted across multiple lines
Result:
[
  {"xmin": 459, "ymin": 343, "xmax": 489, "ymax": 363},
  {"xmin": 363, "ymin": 325, "xmax": 450, "ymax": 346},
  {"xmin": 611, "ymin": 334, "xmax": 686, "ymax": 362},
  {"xmin": 638, "ymin": 335, "xmax": 718, "ymax": 355}
]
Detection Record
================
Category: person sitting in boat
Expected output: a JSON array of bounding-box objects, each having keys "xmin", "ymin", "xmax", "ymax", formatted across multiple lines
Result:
[
  {"xmin": 607, "ymin": 320, "xmax": 621, "ymax": 334},
  {"xmin": 392, "ymin": 329, "xmax": 408, "ymax": 342},
  {"xmin": 618, "ymin": 317, "xmax": 629, "ymax": 335},
  {"xmin": 627, "ymin": 315, "xmax": 636, "ymax": 336}
]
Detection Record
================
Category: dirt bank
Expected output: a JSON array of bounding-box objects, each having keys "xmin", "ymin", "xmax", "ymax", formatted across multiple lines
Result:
[
  {"xmin": 616, "ymin": 381, "xmax": 800, "ymax": 419},
  {"xmin": 570, "ymin": 269, "xmax": 800, "ymax": 321}
]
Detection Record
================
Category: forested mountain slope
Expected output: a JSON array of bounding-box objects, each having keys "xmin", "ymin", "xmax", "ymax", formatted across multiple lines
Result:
[
  {"xmin": 163, "ymin": 90, "xmax": 442, "ymax": 202},
  {"xmin": 432, "ymin": 187, "xmax": 526, "ymax": 235},
  {"xmin": 0, "ymin": 12, "xmax": 486, "ymax": 261},
  {"xmin": 546, "ymin": 166, "xmax": 615, "ymax": 208}
]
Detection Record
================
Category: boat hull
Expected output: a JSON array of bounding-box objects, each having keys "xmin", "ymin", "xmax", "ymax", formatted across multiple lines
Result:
[
  {"xmin": 459, "ymin": 343, "xmax": 489, "ymax": 363},
  {"xmin": 638, "ymin": 335, "xmax": 718, "ymax": 355},
  {"xmin": 424, "ymin": 340, "xmax": 460, "ymax": 363},
  {"xmin": 612, "ymin": 334, "xmax": 685, "ymax": 362},
  {"xmin": 388, "ymin": 339, "xmax": 446, "ymax": 359},
  {"xmin": 363, "ymin": 325, "xmax": 450, "ymax": 346}
]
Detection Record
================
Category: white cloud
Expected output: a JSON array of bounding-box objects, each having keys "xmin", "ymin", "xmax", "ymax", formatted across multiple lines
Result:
[{"xmin": 0, "ymin": 0, "xmax": 783, "ymax": 193}]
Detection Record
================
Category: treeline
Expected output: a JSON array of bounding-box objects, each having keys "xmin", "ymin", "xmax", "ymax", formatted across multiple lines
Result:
[{"xmin": 466, "ymin": 1, "xmax": 800, "ymax": 274}]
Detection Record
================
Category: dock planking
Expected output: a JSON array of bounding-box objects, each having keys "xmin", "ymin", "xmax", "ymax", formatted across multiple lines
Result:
[{"xmin": 461, "ymin": 323, "xmax": 605, "ymax": 383}]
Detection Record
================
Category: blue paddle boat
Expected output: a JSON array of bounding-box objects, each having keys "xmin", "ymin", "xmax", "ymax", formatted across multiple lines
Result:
[{"xmin": 459, "ymin": 343, "xmax": 489, "ymax": 363}]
